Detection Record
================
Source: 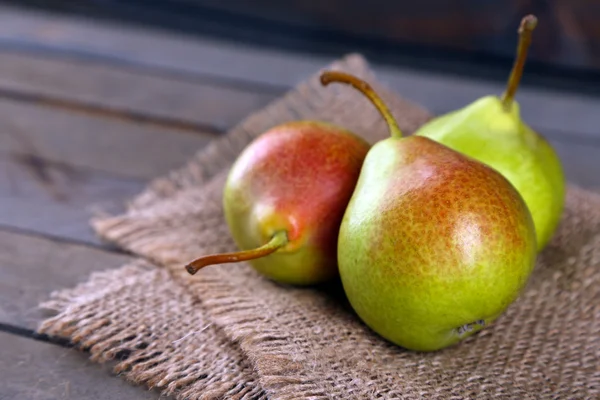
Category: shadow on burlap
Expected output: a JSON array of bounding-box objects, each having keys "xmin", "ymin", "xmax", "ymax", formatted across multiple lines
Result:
[{"xmin": 38, "ymin": 54, "xmax": 599, "ymax": 399}]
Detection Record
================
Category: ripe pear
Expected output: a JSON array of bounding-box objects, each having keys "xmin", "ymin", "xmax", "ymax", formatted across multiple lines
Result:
[
  {"xmin": 415, "ymin": 15, "xmax": 565, "ymax": 251},
  {"xmin": 320, "ymin": 71, "xmax": 537, "ymax": 352},
  {"xmin": 184, "ymin": 121, "xmax": 370, "ymax": 285}
]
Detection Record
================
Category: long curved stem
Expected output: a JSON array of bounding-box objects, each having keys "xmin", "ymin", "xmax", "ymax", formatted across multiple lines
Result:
[
  {"xmin": 185, "ymin": 231, "xmax": 288, "ymax": 275},
  {"xmin": 320, "ymin": 71, "xmax": 403, "ymax": 138},
  {"xmin": 501, "ymin": 14, "xmax": 538, "ymax": 111}
]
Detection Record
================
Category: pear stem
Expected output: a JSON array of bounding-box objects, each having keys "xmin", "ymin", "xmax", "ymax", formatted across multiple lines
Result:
[
  {"xmin": 185, "ymin": 231, "xmax": 288, "ymax": 275},
  {"xmin": 320, "ymin": 71, "xmax": 403, "ymax": 138},
  {"xmin": 501, "ymin": 14, "xmax": 538, "ymax": 111}
]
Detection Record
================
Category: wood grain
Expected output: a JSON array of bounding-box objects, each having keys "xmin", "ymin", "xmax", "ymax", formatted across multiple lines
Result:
[
  {"xmin": 0, "ymin": 155, "xmax": 145, "ymax": 243},
  {"xmin": 0, "ymin": 99, "xmax": 214, "ymax": 180},
  {"xmin": 0, "ymin": 229, "xmax": 134, "ymax": 330},
  {"xmin": 0, "ymin": 50, "xmax": 278, "ymax": 132},
  {"xmin": 0, "ymin": 332, "xmax": 164, "ymax": 400}
]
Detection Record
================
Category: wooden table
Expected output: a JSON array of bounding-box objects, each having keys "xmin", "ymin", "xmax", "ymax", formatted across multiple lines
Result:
[{"xmin": 1, "ymin": 5, "xmax": 600, "ymax": 399}]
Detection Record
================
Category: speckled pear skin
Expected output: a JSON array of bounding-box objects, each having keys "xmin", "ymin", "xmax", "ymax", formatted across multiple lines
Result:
[
  {"xmin": 338, "ymin": 135, "xmax": 537, "ymax": 351},
  {"xmin": 224, "ymin": 121, "xmax": 370, "ymax": 285},
  {"xmin": 415, "ymin": 96, "xmax": 565, "ymax": 251}
]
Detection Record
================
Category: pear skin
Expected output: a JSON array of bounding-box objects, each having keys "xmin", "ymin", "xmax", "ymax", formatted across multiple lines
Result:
[
  {"xmin": 321, "ymin": 71, "xmax": 537, "ymax": 352},
  {"xmin": 415, "ymin": 15, "xmax": 565, "ymax": 251},
  {"xmin": 186, "ymin": 121, "xmax": 370, "ymax": 285},
  {"xmin": 338, "ymin": 135, "xmax": 537, "ymax": 351}
]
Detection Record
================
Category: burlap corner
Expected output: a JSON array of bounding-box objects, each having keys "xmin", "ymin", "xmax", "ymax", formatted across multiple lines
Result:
[
  {"xmin": 41, "ymin": 54, "xmax": 599, "ymax": 399},
  {"xmin": 39, "ymin": 261, "xmax": 267, "ymax": 399}
]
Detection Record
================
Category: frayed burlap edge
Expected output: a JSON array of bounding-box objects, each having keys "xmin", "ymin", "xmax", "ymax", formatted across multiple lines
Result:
[{"xmin": 39, "ymin": 261, "xmax": 267, "ymax": 400}]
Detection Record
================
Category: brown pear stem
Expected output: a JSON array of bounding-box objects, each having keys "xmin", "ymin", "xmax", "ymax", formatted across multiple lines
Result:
[
  {"xmin": 320, "ymin": 71, "xmax": 403, "ymax": 138},
  {"xmin": 185, "ymin": 231, "xmax": 288, "ymax": 275},
  {"xmin": 501, "ymin": 14, "xmax": 538, "ymax": 111}
]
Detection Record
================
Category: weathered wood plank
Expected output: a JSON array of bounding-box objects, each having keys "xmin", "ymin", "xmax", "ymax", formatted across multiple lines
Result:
[
  {"xmin": 0, "ymin": 94, "xmax": 216, "ymax": 244},
  {"xmin": 0, "ymin": 156, "xmax": 145, "ymax": 243},
  {"xmin": 0, "ymin": 99, "xmax": 214, "ymax": 180},
  {"xmin": 0, "ymin": 5, "xmax": 598, "ymax": 140},
  {"xmin": 0, "ymin": 50, "xmax": 278, "ymax": 132},
  {"xmin": 0, "ymin": 332, "xmax": 162, "ymax": 400},
  {"xmin": 0, "ymin": 229, "xmax": 134, "ymax": 330},
  {"xmin": 0, "ymin": 4, "xmax": 315, "ymax": 90}
]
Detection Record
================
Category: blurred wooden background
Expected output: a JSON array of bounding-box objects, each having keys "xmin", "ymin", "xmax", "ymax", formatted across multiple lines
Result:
[
  {"xmin": 7, "ymin": 0, "xmax": 600, "ymax": 75},
  {"xmin": 191, "ymin": 0, "xmax": 600, "ymax": 68}
]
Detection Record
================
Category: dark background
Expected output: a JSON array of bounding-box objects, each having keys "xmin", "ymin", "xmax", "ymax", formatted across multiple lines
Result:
[{"xmin": 3, "ymin": 0, "xmax": 600, "ymax": 94}]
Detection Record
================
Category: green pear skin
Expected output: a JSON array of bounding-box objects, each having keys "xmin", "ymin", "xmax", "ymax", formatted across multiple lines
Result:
[
  {"xmin": 338, "ymin": 136, "xmax": 537, "ymax": 351},
  {"xmin": 416, "ymin": 97, "xmax": 565, "ymax": 251}
]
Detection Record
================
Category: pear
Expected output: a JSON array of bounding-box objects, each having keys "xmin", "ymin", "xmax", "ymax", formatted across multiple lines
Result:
[
  {"xmin": 415, "ymin": 15, "xmax": 565, "ymax": 251},
  {"xmin": 320, "ymin": 71, "xmax": 537, "ymax": 352},
  {"xmin": 184, "ymin": 121, "xmax": 370, "ymax": 285}
]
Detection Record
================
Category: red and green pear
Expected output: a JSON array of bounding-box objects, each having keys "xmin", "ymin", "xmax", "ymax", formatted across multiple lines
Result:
[{"xmin": 185, "ymin": 120, "xmax": 370, "ymax": 285}]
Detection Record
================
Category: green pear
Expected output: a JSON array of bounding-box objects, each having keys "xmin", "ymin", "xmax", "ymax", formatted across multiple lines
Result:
[
  {"xmin": 415, "ymin": 15, "xmax": 565, "ymax": 251},
  {"xmin": 184, "ymin": 121, "xmax": 370, "ymax": 285},
  {"xmin": 320, "ymin": 71, "xmax": 537, "ymax": 352}
]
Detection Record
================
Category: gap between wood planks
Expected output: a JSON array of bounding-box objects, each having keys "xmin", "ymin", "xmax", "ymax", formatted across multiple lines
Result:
[
  {"xmin": 0, "ymin": 330, "xmax": 168, "ymax": 399},
  {"xmin": 0, "ymin": 98, "xmax": 216, "ymax": 180},
  {"xmin": 0, "ymin": 228, "xmax": 173, "ymax": 400},
  {"xmin": 0, "ymin": 322, "xmax": 72, "ymax": 348},
  {"xmin": 0, "ymin": 49, "xmax": 280, "ymax": 134},
  {"xmin": 0, "ymin": 86, "xmax": 223, "ymax": 135},
  {"xmin": 0, "ymin": 229, "xmax": 171, "ymax": 400},
  {"xmin": 0, "ymin": 42, "xmax": 291, "ymax": 95},
  {"xmin": 0, "ymin": 228, "xmax": 135, "ymax": 330}
]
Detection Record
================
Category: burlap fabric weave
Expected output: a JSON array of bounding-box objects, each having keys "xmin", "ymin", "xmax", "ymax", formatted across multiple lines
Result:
[{"xmin": 39, "ymin": 54, "xmax": 599, "ymax": 399}]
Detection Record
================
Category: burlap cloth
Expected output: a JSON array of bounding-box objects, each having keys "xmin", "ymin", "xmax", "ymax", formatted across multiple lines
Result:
[{"xmin": 38, "ymin": 54, "xmax": 599, "ymax": 399}]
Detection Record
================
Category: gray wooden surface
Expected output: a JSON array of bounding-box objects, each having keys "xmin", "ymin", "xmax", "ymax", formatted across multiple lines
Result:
[
  {"xmin": 1, "ymin": 332, "xmax": 161, "ymax": 400},
  {"xmin": 0, "ymin": 4, "xmax": 598, "ymax": 399}
]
